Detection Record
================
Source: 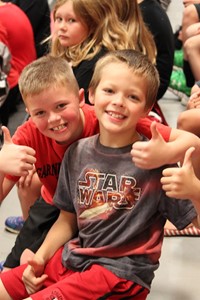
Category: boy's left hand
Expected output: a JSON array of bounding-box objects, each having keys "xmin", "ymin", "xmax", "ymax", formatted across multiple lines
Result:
[
  {"xmin": 131, "ymin": 121, "xmax": 167, "ymax": 169},
  {"xmin": 22, "ymin": 257, "xmax": 48, "ymax": 295}
]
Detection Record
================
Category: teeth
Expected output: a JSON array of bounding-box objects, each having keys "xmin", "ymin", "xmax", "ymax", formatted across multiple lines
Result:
[
  {"xmin": 107, "ymin": 112, "xmax": 124, "ymax": 119},
  {"xmin": 52, "ymin": 124, "xmax": 65, "ymax": 131}
]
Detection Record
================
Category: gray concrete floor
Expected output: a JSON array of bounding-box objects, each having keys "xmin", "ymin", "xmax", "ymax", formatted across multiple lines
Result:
[{"xmin": 1, "ymin": 1, "xmax": 200, "ymax": 299}]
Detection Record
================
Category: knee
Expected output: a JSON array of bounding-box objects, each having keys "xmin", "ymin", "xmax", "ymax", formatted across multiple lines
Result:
[
  {"xmin": 183, "ymin": 36, "xmax": 199, "ymax": 56},
  {"xmin": 185, "ymin": 23, "xmax": 200, "ymax": 38},
  {"xmin": 183, "ymin": 5, "xmax": 198, "ymax": 23}
]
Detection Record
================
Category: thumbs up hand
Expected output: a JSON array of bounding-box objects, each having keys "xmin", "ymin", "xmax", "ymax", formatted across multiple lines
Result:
[
  {"xmin": 0, "ymin": 126, "xmax": 36, "ymax": 176},
  {"xmin": 131, "ymin": 121, "xmax": 168, "ymax": 169},
  {"xmin": 161, "ymin": 147, "xmax": 199, "ymax": 199}
]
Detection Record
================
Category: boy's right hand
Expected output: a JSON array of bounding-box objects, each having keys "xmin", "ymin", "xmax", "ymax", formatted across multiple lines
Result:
[
  {"xmin": 0, "ymin": 126, "xmax": 36, "ymax": 176},
  {"xmin": 22, "ymin": 257, "xmax": 48, "ymax": 295}
]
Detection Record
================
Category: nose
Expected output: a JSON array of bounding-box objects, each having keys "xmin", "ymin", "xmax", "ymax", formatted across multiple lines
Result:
[
  {"xmin": 48, "ymin": 111, "xmax": 60, "ymax": 124},
  {"xmin": 59, "ymin": 20, "xmax": 67, "ymax": 31},
  {"xmin": 113, "ymin": 94, "xmax": 124, "ymax": 106}
]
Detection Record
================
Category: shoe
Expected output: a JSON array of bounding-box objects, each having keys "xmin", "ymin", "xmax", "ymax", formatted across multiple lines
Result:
[
  {"xmin": 169, "ymin": 68, "xmax": 191, "ymax": 100},
  {"xmin": 0, "ymin": 260, "xmax": 5, "ymax": 272},
  {"xmin": 173, "ymin": 49, "xmax": 183, "ymax": 69},
  {"xmin": 5, "ymin": 216, "xmax": 24, "ymax": 234}
]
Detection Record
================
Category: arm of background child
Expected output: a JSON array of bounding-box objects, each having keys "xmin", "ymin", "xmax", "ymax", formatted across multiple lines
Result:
[
  {"xmin": 22, "ymin": 210, "xmax": 77, "ymax": 294},
  {"xmin": 131, "ymin": 121, "xmax": 200, "ymax": 173},
  {"xmin": 161, "ymin": 147, "xmax": 200, "ymax": 229}
]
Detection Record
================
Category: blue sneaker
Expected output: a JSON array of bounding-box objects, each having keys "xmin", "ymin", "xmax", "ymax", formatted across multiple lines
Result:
[
  {"xmin": 5, "ymin": 216, "xmax": 24, "ymax": 234},
  {"xmin": 0, "ymin": 261, "xmax": 5, "ymax": 272}
]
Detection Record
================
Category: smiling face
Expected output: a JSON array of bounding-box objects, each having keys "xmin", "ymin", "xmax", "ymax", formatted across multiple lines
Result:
[
  {"xmin": 89, "ymin": 62, "xmax": 149, "ymax": 147},
  {"xmin": 26, "ymin": 85, "xmax": 85, "ymax": 145},
  {"xmin": 53, "ymin": 0, "xmax": 89, "ymax": 47}
]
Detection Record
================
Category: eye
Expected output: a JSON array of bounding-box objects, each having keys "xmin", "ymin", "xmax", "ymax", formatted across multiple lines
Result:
[
  {"xmin": 55, "ymin": 16, "xmax": 62, "ymax": 23},
  {"xmin": 68, "ymin": 18, "xmax": 76, "ymax": 23},
  {"xmin": 35, "ymin": 110, "xmax": 45, "ymax": 117},
  {"xmin": 57, "ymin": 103, "xmax": 67, "ymax": 109},
  {"xmin": 129, "ymin": 94, "xmax": 140, "ymax": 102},
  {"xmin": 103, "ymin": 88, "xmax": 114, "ymax": 94}
]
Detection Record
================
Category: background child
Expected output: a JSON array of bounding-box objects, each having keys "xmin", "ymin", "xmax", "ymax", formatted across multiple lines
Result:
[
  {"xmin": 0, "ymin": 49, "xmax": 199, "ymax": 300},
  {"xmin": 0, "ymin": 0, "xmax": 36, "ymax": 127},
  {"xmin": 50, "ymin": 0, "xmax": 156, "ymax": 103}
]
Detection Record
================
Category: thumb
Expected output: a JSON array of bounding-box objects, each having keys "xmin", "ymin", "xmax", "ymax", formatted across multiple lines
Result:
[
  {"xmin": 150, "ymin": 121, "xmax": 162, "ymax": 140},
  {"xmin": 1, "ymin": 126, "xmax": 12, "ymax": 144},
  {"xmin": 182, "ymin": 147, "xmax": 195, "ymax": 167},
  {"xmin": 28, "ymin": 259, "xmax": 40, "ymax": 274}
]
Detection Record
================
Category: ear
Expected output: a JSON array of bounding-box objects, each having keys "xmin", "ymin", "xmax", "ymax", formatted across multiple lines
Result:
[
  {"xmin": 25, "ymin": 107, "xmax": 30, "ymax": 114},
  {"xmin": 88, "ymin": 88, "xmax": 95, "ymax": 105},
  {"xmin": 78, "ymin": 88, "xmax": 85, "ymax": 107}
]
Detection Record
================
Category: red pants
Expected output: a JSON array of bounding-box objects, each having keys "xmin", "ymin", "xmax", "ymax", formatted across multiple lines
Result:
[{"xmin": 0, "ymin": 247, "xmax": 149, "ymax": 300}]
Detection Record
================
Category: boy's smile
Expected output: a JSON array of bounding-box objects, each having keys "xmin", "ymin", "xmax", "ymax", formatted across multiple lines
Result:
[{"xmin": 89, "ymin": 62, "xmax": 148, "ymax": 147}]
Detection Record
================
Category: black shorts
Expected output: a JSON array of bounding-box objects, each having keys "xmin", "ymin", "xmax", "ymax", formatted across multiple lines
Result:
[
  {"xmin": 194, "ymin": 4, "xmax": 200, "ymax": 20},
  {"xmin": 4, "ymin": 197, "xmax": 60, "ymax": 268}
]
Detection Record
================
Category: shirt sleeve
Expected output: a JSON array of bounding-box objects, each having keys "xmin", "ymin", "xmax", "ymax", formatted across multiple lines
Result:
[{"xmin": 136, "ymin": 117, "xmax": 171, "ymax": 141}]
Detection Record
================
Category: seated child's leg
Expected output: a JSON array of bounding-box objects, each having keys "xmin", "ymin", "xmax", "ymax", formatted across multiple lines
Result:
[
  {"xmin": 0, "ymin": 264, "xmax": 28, "ymax": 299},
  {"xmin": 177, "ymin": 109, "xmax": 200, "ymax": 137},
  {"xmin": 0, "ymin": 280, "xmax": 13, "ymax": 300}
]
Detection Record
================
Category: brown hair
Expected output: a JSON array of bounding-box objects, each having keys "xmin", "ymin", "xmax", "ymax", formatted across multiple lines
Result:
[{"xmin": 89, "ymin": 50, "xmax": 159, "ymax": 110}]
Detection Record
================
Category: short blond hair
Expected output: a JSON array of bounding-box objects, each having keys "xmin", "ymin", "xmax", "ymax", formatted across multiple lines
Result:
[
  {"xmin": 89, "ymin": 50, "xmax": 160, "ymax": 110},
  {"xmin": 19, "ymin": 55, "xmax": 79, "ymax": 101}
]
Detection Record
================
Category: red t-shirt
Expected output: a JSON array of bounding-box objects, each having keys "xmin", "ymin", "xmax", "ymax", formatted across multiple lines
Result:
[{"xmin": 0, "ymin": 3, "xmax": 36, "ymax": 88}]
